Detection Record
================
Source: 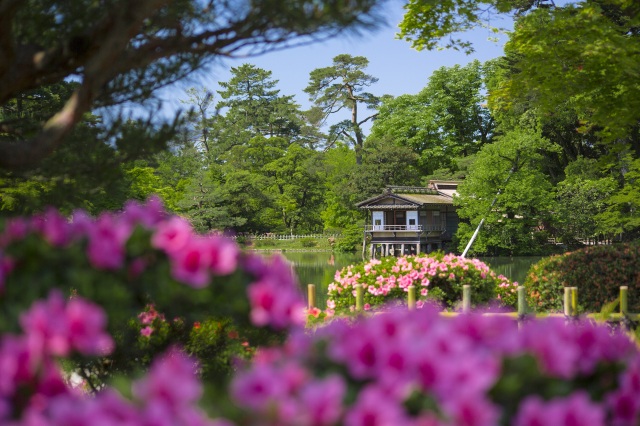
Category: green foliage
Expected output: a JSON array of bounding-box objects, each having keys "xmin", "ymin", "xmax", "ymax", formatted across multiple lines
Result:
[
  {"xmin": 334, "ymin": 223, "xmax": 364, "ymax": 253},
  {"xmin": 370, "ymin": 60, "xmax": 495, "ymax": 176},
  {"xmin": 524, "ymin": 244, "xmax": 640, "ymax": 313},
  {"xmin": 554, "ymin": 158, "xmax": 617, "ymax": 244},
  {"xmin": 494, "ymin": 1, "xmax": 640, "ymax": 140},
  {"xmin": 213, "ymin": 64, "xmax": 311, "ymax": 153},
  {"xmin": 454, "ymin": 129, "xmax": 557, "ymax": 256},
  {"xmin": 0, "ymin": 0, "xmax": 381, "ymax": 169},
  {"xmin": 596, "ymin": 156, "xmax": 640, "ymax": 237},
  {"xmin": 0, "ymin": 222, "xmax": 274, "ymax": 389},
  {"xmin": 327, "ymin": 253, "xmax": 517, "ymax": 313},
  {"xmin": 398, "ymin": 0, "xmax": 516, "ymax": 53},
  {"xmin": 299, "ymin": 237, "xmax": 318, "ymax": 248}
]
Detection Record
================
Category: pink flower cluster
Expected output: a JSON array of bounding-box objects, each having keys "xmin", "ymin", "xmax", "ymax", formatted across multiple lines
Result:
[
  {"xmin": 244, "ymin": 253, "xmax": 306, "ymax": 329},
  {"xmin": 230, "ymin": 305, "xmax": 640, "ymax": 425},
  {"xmin": 1, "ymin": 291, "xmax": 226, "ymax": 426},
  {"xmin": 328, "ymin": 254, "xmax": 516, "ymax": 313},
  {"xmin": 0, "ymin": 197, "xmax": 305, "ymax": 330},
  {"xmin": 138, "ymin": 304, "xmax": 165, "ymax": 337}
]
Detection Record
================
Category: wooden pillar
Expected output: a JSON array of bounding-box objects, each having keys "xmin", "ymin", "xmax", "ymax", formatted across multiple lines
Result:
[
  {"xmin": 462, "ymin": 285, "xmax": 471, "ymax": 313},
  {"xmin": 620, "ymin": 286, "xmax": 629, "ymax": 315},
  {"xmin": 307, "ymin": 284, "xmax": 316, "ymax": 310},
  {"xmin": 416, "ymin": 243, "xmax": 420, "ymax": 254},
  {"xmin": 401, "ymin": 244, "xmax": 405, "ymax": 256}
]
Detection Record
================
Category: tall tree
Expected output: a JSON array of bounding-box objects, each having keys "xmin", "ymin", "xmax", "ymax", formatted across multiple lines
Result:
[
  {"xmin": 216, "ymin": 64, "xmax": 304, "ymax": 147},
  {"xmin": 0, "ymin": 0, "xmax": 381, "ymax": 169},
  {"xmin": 370, "ymin": 60, "xmax": 495, "ymax": 176},
  {"xmin": 454, "ymin": 129, "xmax": 557, "ymax": 255},
  {"xmin": 180, "ymin": 87, "xmax": 216, "ymax": 154},
  {"xmin": 304, "ymin": 54, "xmax": 380, "ymax": 164},
  {"xmin": 554, "ymin": 157, "xmax": 617, "ymax": 244},
  {"xmin": 399, "ymin": 0, "xmax": 640, "ymax": 141}
]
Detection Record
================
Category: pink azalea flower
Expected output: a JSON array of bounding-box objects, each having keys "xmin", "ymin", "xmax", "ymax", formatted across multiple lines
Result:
[
  {"xmin": 344, "ymin": 386, "xmax": 408, "ymax": 426},
  {"xmin": 35, "ymin": 208, "xmax": 70, "ymax": 247},
  {"xmin": 133, "ymin": 347, "xmax": 202, "ymax": 409},
  {"xmin": 298, "ymin": 375, "xmax": 346, "ymax": 426},
  {"xmin": 123, "ymin": 197, "xmax": 166, "ymax": 228},
  {"xmin": 515, "ymin": 393, "xmax": 605, "ymax": 426},
  {"xmin": 86, "ymin": 213, "xmax": 131, "ymax": 270},
  {"xmin": 151, "ymin": 216, "xmax": 193, "ymax": 254},
  {"xmin": 169, "ymin": 238, "xmax": 212, "ymax": 288}
]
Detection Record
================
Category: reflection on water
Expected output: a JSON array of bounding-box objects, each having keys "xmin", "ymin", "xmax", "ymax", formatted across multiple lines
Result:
[
  {"xmin": 278, "ymin": 251, "xmax": 363, "ymax": 309},
  {"xmin": 269, "ymin": 251, "xmax": 541, "ymax": 309}
]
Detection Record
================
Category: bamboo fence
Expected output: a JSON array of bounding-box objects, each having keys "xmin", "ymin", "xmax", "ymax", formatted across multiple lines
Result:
[{"xmin": 306, "ymin": 284, "xmax": 638, "ymax": 324}]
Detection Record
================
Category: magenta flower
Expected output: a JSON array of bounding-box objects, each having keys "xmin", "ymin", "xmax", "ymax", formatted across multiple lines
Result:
[
  {"xmin": 123, "ymin": 196, "xmax": 166, "ymax": 229},
  {"xmin": 20, "ymin": 291, "xmax": 113, "ymax": 357},
  {"xmin": 169, "ymin": 238, "xmax": 212, "ymax": 288},
  {"xmin": 515, "ymin": 393, "xmax": 605, "ymax": 426},
  {"xmin": 34, "ymin": 208, "xmax": 71, "ymax": 247},
  {"xmin": 204, "ymin": 235, "xmax": 239, "ymax": 276},
  {"xmin": 246, "ymin": 254, "xmax": 305, "ymax": 329},
  {"xmin": 298, "ymin": 375, "xmax": 346, "ymax": 426},
  {"xmin": 133, "ymin": 347, "xmax": 202, "ymax": 409},
  {"xmin": 65, "ymin": 296, "xmax": 114, "ymax": 356},
  {"xmin": 343, "ymin": 386, "xmax": 409, "ymax": 426},
  {"xmin": 151, "ymin": 216, "xmax": 193, "ymax": 254},
  {"xmin": 86, "ymin": 213, "xmax": 131, "ymax": 270}
]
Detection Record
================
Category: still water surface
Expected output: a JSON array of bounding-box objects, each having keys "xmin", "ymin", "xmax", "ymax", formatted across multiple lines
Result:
[{"xmin": 269, "ymin": 251, "xmax": 542, "ymax": 309}]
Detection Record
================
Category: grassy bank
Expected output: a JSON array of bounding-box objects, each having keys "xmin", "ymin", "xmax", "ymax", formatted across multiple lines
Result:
[{"xmin": 247, "ymin": 236, "xmax": 336, "ymax": 251}]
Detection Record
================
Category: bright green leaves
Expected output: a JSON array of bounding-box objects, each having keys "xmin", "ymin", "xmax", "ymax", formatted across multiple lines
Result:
[
  {"xmin": 371, "ymin": 60, "xmax": 495, "ymax": 177},
  {"xmin": 496, "ymin": 1, "xmax": 640, "ymax": 139},
  {"xmin": 455, "ymin": 130, "xmax": 557, "ymax": 255},
  {"xmin": 399, "ymin": 0, "xmax": 509, "ymax": 53}
]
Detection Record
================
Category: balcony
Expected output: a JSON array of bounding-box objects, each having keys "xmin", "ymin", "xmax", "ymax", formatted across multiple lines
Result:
[{"xmin": 364, "ymin": 225, "xmax": 445, "ymax": 232}]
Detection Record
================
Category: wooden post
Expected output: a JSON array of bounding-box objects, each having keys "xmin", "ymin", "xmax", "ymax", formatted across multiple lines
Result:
[
  {"xmin": 355, "ymin": 284, "xmax": 364, "ymax": 312},
  {"xmin": 571, "ymin": 287, "xmax": 578, "ymax": 315},
  {"xmin": 462, "ymin": 285, "xmax": 471, "ymax": 313},
  {"xmin": 307, "ymin": 284, "xmax": 316, "ymax": 310},
  {"xmin": 564, "ymin": 287, "xmax": 573, "ymax": 317},
  {"xmin": 620, "ymin": 286, "xmax": 629, "ymax": 315},
  {"xmin": 517, "ymin": 286, "xmax": 527, "ymax": 317},
  {"xmin": 407, "ymin": 285, "xmax": 416, "ymax": 310}
]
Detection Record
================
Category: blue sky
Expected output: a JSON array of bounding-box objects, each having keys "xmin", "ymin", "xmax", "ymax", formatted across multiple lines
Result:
[{"xmin": 168, "ymin": 0, "xmax": 511, "ymax": 118}]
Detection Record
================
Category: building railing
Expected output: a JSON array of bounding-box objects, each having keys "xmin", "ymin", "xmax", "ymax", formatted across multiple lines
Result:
[{"xmin": 364, "ymin": 225, "xmax": 446, "ymax": 232}]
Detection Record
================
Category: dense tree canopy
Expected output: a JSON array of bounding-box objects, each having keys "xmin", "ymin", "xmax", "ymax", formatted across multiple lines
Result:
[
  {"xmin": 371, "ymin": 60, "xmax": 495, "ymax": 177},
  {"xmin": 0, "ymin": 0, "xmax": 381, "ymax": 169}
]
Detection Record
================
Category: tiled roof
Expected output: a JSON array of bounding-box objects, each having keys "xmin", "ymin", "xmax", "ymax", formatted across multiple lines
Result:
[{"xmin": 395, "ymin": 193, "xmax": 454, "ymax": 205}]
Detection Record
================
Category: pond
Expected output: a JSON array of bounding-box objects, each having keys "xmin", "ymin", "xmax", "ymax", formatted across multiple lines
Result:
[{"xmin": 264, "ymin": 251, "xmax": 543, "ymax": 309}]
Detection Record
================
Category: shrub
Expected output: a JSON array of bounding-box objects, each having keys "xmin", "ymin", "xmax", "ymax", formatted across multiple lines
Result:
[
  {"xmin": 0, "ymin": 198, "xmax": 303, "ymax": 390},
  {"xmin": 300, "ymin": 237, "xmax": 318, "ymax": 248},
  {"xmin": 525, "ymin": 243, "xmax": 640, "ymax": 312},
  {"xmin": 334, "ymin": 223, "xmax": 363, "ymax": 253},
  {"xmin": 255, "ymin": 237, "xmax": 277, "ymax": 247},
  {"xmin": 4, "ymin": 202, "xmax": 639, "ymax": 425},
  {"xmin": 231, "ymin": 306, "xmax": 640, "ymax": 426},
  {"xmin": 327, "ymin": 253, "xmax": 519, "ymax": 314}
]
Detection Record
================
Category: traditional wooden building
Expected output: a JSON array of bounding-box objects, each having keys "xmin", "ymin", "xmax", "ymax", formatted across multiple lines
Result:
[{"xmin": 356, "ymin": 181, "xmax": 460, "ymax": 258}]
